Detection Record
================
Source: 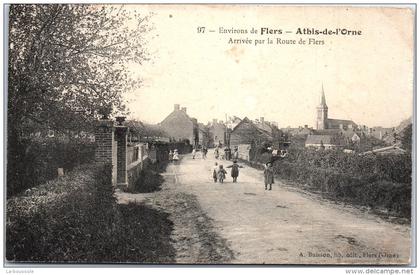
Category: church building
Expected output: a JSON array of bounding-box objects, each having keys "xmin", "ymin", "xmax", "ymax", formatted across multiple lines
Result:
[
  {"xmin": 306, "ymin": 86, "xmax": 360, "ymax": 149},
  {"xmin": 316, "ymin": 86, "xmax": 357, "ymax": 130}
]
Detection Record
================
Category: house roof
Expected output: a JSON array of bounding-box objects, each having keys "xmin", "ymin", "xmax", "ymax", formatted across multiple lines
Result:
[
  {"xmin": 255, "ymin": 121, "xmax": 275, "ymax": 134},
  {"xmin": 198, "ymin": 123, "xmax": 208, "ymax": 132},
  {"xmin": 360, "ymin": 145, "xmax": 406, "ymax": 156},
  {"xmin": 327, "ymin": 118, "xmax": 357, "ymax": 128},
  {"xmin": 306, "ymin": 135, "xmax": 334, "ymax": 145},
  {"xmin": 232, "ymin": 117, "xmax": 274, "ymax": 139},
  {"xmin": 282, "ymin": 127, "xmax": 314, "ymax": 136},
  {"xmin": 313, "ymin": 129, "xmax": 341, "ymax": 135},
  {"xmin": 313, "ymin": 128, "xmax": 360, "ymax": 139},
  {"xmin": 305, "ymin": 134, "xmax": 343, "ymax": 146},
  {"xmin": 161, "ymin": 109, "xmax": 194, "ymax": 125}
]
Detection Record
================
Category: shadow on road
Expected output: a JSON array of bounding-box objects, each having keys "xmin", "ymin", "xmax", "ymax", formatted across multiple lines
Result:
[
  {"xmin": 116, "ymin": 202, "xmax": 176, "ymax": 263},
  {"xmin": 126, "ymin": 160, "xmax": 169, "ymax": 193}
]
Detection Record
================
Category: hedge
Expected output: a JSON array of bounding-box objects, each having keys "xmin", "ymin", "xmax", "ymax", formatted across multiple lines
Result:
[
  {"xmin": 7, "ymin": 139, "xmax": 95, "ymax": 197},
  {"xmin": 252, "ymin": 148, "xmax": 412, "ymax": 218},
  {"xmin": 6, "ymin": 163, "xmax": 175, "ymax": 263}
]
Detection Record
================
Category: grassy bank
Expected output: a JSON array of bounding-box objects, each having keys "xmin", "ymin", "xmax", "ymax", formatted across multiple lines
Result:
[{"xmin": 6, "ymin": 163, "xmax": 175, "ymax": 263}]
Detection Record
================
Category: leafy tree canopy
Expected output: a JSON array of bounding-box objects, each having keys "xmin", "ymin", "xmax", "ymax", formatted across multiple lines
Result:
[{"xmin": 8, "ymin": 4, "xmax": 151, "ymax": 137}]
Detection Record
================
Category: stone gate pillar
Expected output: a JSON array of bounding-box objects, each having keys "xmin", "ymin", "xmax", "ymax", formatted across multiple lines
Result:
[
  {"xmin": 115, "ymin": 124, "xmax": 128, "ymax": 187},
  {"xmin": 95, "ymin": 119, "xmax": 117, "ymax": 185},
  {"xmin": 95, "ymin": 119, "xmax": 114, "ymax": 164}
]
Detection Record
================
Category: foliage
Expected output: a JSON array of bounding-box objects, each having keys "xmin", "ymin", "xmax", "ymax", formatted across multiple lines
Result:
[
  {"xmin": 126, "ymin": 120, "xmax": 169, "ymax": 141},
  {"xmin": 8, "ymin": 139, "xmax": 95, "ymax": 197},
  {"xmin": 401, "ymin": 124, "xmax": 412, "ymax": 152},
  {"xmin": 261, "ymin": 147, "xmax": 412, "ymax": 218},
  {"xmin": 8, "ymin": 4, "xmax": 151, "ymax": 197},
  {"xmin": 8, "ymin": 5, "xmax": 150, "ymax": 131},
  {"xmin": 126, "ymin": 159, "xmax": 165, "ymax": 193},
  {"xmin": 6, "ymin": 164, "xmax": 176, "ymax": 263}
]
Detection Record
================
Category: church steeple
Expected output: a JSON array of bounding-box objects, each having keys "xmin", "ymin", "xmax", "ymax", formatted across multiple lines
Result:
[
  {"xmin": 320, "ymin": 84, "xmax": 327, "ymax": 107},
  {"xmin": 316, "ymin": 85, "xmax": 328, "ymax": 130}
]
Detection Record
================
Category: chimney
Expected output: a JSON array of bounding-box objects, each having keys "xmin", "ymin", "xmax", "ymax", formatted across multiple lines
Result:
[
  {"xmin": 181, "ymin": 107, "xmax": 187, "ymax": 113},
  {"xmin": 304, "ymin": 125, "xmax": 308, "ymax": 129},
  {"xmin": 213, "ymin": 119, "xmax": 217, "ymax": 125},
  {"xmin": 174, "ymin": 104, "xmax": 180, "ymax": 111},
  {"xmin": 260, "ymin": 117, "xmax": 264, "ymax": 124}
]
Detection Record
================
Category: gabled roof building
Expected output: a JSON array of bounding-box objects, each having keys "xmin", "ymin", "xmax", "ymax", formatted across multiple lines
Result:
[{"xmin": 160, "ymin": 104, "xmax": 199, "ymax": 145}]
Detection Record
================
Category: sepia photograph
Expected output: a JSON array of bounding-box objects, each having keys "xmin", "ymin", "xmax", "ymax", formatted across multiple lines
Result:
[{"xmin": 3, "ymin": 3, "xmax": 415, "ymax": 268}]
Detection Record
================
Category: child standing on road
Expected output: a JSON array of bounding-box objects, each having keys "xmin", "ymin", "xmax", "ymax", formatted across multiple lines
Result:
[
  {"xmin": 212, "ymin": 162, "xmax": 218, "ymax": 182},
  {"xmin": 173, "ymin": 149, "xmax": 179, "ymax": 164},
  {"xmin": 217, "ymin": 164, "xmax": 227, "ymax": 183},
  {"xmin": 226, "ymin": 160, "xmax": 244, "ymax": 183}
]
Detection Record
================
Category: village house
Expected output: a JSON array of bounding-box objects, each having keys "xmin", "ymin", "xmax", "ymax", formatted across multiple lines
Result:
[
  {"xmin": 209, "ymin": 119, "xmax": 227, "ymax": 147},
  {"xmin": 230, "ymin": 117, "xmax": 283, "ymax": 147},
  {"xmin": 198, "ymin": 123, "xmax": 211, "ymax": 148},
  {"xmin": 281, "ymin": 125, "xmax": 314, "ymax": 137},
  {"xmin": 159, "ymin": 104, "xmax": 199, "ymax": 146},
  {"xmin": 305, "ymin": 134, "xmax": 343, "ymax": 149},
  {"xmin": 367, "ymin": 126, "xmax": 394, "ymax": 141},
  {"xmin": 226, "ymin": 116, "xmax": 242, "ymax": 130}
]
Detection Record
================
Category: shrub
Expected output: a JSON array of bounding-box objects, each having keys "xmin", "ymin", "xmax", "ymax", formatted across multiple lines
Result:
[
  {"xmin": 7, "ymin": 139, "xmax": 95, "ymax": 197},
  {"xmin": 269, "ymin": 148, "xmax": 412, "ymax": 218}
]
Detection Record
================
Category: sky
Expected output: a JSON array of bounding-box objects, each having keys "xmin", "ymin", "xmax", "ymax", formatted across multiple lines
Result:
[{"xmin": 124, "ymin": 5, "xmax": 414, "ymax": 128}]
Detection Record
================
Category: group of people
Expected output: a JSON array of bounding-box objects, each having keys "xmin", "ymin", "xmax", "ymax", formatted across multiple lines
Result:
[
  {"xmin": 168, "ymin": 149, "xmax": 180, "ymax": 162},
  {"xmin": 192, "ymin": 147, "xmax": 208, "ymax": 159},
  {"xmin": 212, "ymin": 160, "xmax": 244, "ymax": 183},
  {"xmin": 214, "ymin": 146, "xmax": 239, "ymax": 160},
  {"xmin": 170, "ymin": 145, "xmax": 277, "ymax": 190},
  {"xmin": 212, "ymin": 160, "xmax": 274, "ymax": 190}
]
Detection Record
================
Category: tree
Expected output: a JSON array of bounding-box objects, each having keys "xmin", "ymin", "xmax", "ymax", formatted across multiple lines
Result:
[
  {"xmin": 401, "ymin": 123, "xmax": 412, "ymax": 152},
  {"xmin": 7, "ymin": 4, "xmax": 151, "ymax": 195}
]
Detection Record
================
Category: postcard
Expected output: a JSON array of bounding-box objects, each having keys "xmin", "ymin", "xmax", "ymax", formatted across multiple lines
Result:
[{"xmin": 5, "ymin": 4, "xmax": 414, "ymax": 266}]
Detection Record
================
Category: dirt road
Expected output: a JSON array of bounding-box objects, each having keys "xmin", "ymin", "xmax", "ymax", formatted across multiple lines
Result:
[{"xmin": 164, "ymin": 150, "xmax": 411, "ymax": 264}]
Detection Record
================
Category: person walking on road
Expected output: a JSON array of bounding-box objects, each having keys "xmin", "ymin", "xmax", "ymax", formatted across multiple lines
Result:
[
  {"xmin": 264, "ymin": 162, "xmax": 274, "ymax": 190},
  {"xmin": 212, "ymin": 162, "xmax": 219, "ymax": 182},
  {"xmin": 214, "ymin": 147, "xmax": 219, "ymax": 159},
  {"xmin": 217, "ymin": 164, "xmax": 227, "ymax": 183},
  {"xmin": 173, "ymin": 149, "xmax": 179, "ymax": 164},
  {"xmin": 168, "ymin": 150, "xmax": 174, "ymax": 162},
  {"xmin": 220, "ymin": 147, "xmax": 225, "ymax": 160},
  {"xmin": 226, "ymin": 160, "xmax": 244, "ymax": 183},
  {"xmin": 232, "ymin": 147, "xmax": 239, "ymax": 161},
  {"xmin": 202, "ymin": 147, "xmax": 208, "ymax": 159}
]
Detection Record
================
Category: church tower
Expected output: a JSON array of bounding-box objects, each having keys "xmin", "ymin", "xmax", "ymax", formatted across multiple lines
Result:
[{"xmin": 316, "ymin": 85, "xmax": 328, "ymax": 130}]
